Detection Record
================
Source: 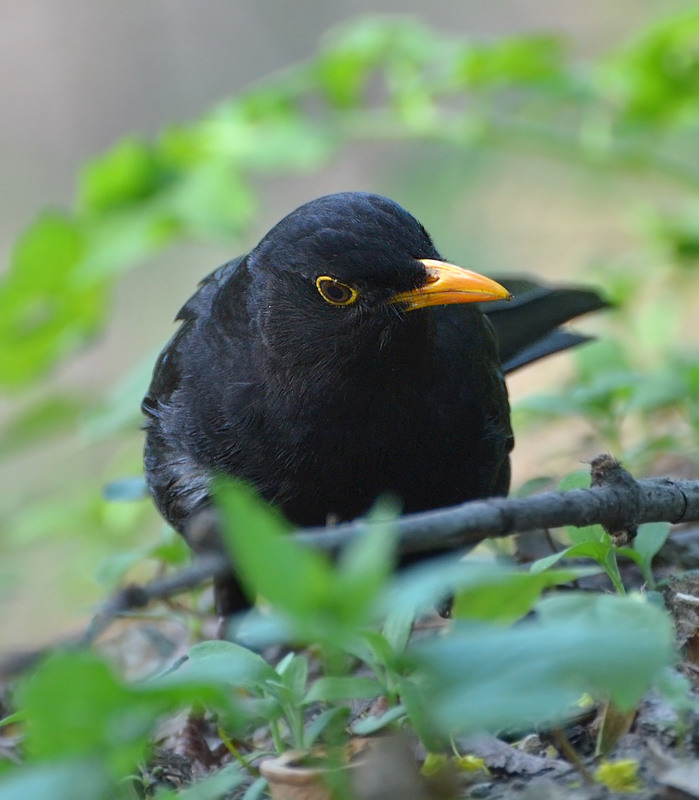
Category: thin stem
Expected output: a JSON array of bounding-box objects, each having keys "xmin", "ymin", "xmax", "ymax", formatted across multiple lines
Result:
[{"xmin": 269, "ymin": 718, "xmax": 285, "ymax": 755}]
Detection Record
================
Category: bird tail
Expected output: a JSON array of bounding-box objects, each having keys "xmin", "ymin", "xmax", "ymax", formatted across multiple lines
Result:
[{"xmin": 482, "ymin": 276, "xmax": 609, "ymax": 374}]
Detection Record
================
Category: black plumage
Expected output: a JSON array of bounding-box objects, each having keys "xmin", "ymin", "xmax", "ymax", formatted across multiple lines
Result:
[{"xmin": 142, "ymin": 192, "xmax": 605, "ymax": 614}]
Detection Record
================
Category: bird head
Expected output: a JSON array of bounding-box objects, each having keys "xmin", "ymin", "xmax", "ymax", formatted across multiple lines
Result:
[{"xmin": 245, "ymin": 193, "xmax": 511, "ymax": 366}]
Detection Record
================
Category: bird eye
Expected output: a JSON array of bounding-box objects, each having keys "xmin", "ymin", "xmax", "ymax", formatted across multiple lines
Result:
[{"xmin": 316, "ymin": 276, "xmax": 358, "ymax": 306}]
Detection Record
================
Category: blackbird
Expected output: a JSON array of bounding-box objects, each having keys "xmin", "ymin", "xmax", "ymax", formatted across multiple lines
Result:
[{"xmin": 142, "ymin": 192, "xmax": 605, "ymax": 614}]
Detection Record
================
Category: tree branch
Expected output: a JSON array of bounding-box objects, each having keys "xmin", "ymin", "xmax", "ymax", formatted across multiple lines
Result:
[
  {"xmin": 298, "ymin": 457, "xmax": 696, "ymax": 557},
  {"xmin": 2, "ymin": 457, "xmax": 697, "ymax": 679}
]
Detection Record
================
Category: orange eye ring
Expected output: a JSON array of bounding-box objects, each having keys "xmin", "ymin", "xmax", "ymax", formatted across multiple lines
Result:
[{"xmin": 316, "ymin": 276, "xmax": 358, "ymax": 306}]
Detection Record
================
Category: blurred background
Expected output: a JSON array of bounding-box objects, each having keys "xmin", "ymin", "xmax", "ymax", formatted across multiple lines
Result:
[{"xmin": 2, "ymin": 0, "xmax": 697, "ymax": 648}]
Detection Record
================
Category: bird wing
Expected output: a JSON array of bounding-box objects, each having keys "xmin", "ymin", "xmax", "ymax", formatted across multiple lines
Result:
[{"xmin": 142, "ymin": 256, "xmax": 254, "ymax": 531}]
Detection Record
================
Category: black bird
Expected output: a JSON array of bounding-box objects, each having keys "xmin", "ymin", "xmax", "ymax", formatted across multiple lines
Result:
[{"xmin": 142, "ymin": 192, "xmax": 605, "ymax": 614}]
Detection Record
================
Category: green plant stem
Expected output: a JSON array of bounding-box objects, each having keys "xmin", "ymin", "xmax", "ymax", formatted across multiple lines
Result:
[
  {"xmin": 553, "ymin": 728, "xmax": 595, "ymax": 784},
  {"xmin": 218, "ymin": 728, "xmax": 262, "ymax": 778},
  {"xmin": 269, "ymin": 718, "xmax": 285, "ymax": 754},
  {"xmin": 606, "ymin": 558, "xmax": 626, "ymax": 596},
  {"xmin": 281, "ymin": 702, "xmax": 306, "ymax": 751}
]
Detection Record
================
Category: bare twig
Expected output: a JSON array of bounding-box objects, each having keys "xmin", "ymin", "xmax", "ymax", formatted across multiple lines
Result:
[
  {"xmin": 297, "ymin": 457, "xmax": 696, "ymax": 558},
  {"xmin": 2, "ymin": 456, "xmax": 698, "ymax": 680}
]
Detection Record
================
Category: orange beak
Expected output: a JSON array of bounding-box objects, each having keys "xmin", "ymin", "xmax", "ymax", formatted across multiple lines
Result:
[{"xmin": 392, "ymin": 259, "xmax": 512, "ymax": 311}]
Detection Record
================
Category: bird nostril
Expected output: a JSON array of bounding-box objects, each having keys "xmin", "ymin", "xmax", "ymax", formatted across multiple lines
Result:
[{"xmin": 425, "ymin": 270, "xmax": 440, "ymax": 284}]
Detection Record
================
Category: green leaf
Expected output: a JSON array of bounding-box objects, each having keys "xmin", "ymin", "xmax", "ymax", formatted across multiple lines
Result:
[
  {"xmin": 0, "ymin": 760, "xmax": 110, "ymax": 800},
  {"xmin": 215, "ymin": 479, "xmax": 332, "ymax": 617},
  {"xmin": 567, "ymin": 524, "xmax": 608, "ymax": 546},
  {"xmin": 414, "ymin": 593, "xmax": 675, "ymax": 736},
  {"xmin": 0, "ymin": 711, "xmax": 23, "ymax": 728},
  {"xmin": 303, "ymin": 706, "xmax": 351, "ymax": 748},
  {"xmin": 20, "ymin": 653, "xmax": 156, "ymax": 775},
  {"xmin": 19, "ymin": 649, "xmax": 237, "ymax": 779},
  {"xmin": 163, "ymin": 161, "xmax": 254, "ymax": 238},
  {"xmin": 305, "ymin": 676, "xmax": 383, "ymax": 703},
  {"xmin": 557, "ymin": 470, "xmax": 591, "ymax": 492},
  {"xmin": 382, "ymin": 606, "xmax": 415, "ymax": 654},
  {"xmin": 351, "ymin": 704, "xmax": 407, "ymax": 736},
  {"xmin": 316, "ymin": 18, "xmax": 411, "ymax": 107},
  {"xmin": 531, "ymin": 541, "xmax": 623, "ymax": 593},
  {"xmin": 455, "ymin": 35, "xmax": 566, "ymax": 88},
  {"xmin": 278, "ymin": 654, "xmax": 308, "ymax": 701},
  {"xmin": 633, "ymin": 521, "xmax": 670, "ymax": 566},
  {"xmin": 79, "ymin": 138, "xmax": 171, "ymax": 214},
  {"xmin": 202, "ymin": 105, "xmax": 335, "ymax": 173},
  {"xmin": 529, "ymin": 550, "xmax": 568, "ymax": 573},
  {"xmin": 155, "ymin": 764, "xmax": 245, "ymax": 800},
  {"xmin": 174, "ymin": 640, "xmax": 277, "ymax": 690},
  {"xmin": 334, "ymin": 501, "xmax": 398, "ymax": 623},
  {"xmin": 0, "ymin": 213, "xmax": 107, "ymax": 387},
  {"xmin": 617, "ymin": 522, "xmax": 670, "ymax": 588},
  {"xmin": 599, "ymin": 7, "xmax": 699, "ymax": 128},
  {"xmin": 353, "ymin": 629, "xmax": 396, "ymax": 671},
  {"xmin": 77, "ymin": 208, "xmax": 180, "ymax": 282},
  {"xmin": 536, "ymin": 593, "xmax": 676, "ymax": 707},
  {"xmin": 20, "ymin": 653, "xmax": 138, "ymax": 767},
  {"xmin": 452, "ymin": 566, "xmax": 599, "ymax": 625}
]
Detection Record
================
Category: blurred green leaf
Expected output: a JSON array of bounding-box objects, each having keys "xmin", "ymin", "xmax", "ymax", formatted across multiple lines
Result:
[
  {"xmin": 598, "ymin": 8, "xmax": 699, "ymax": 128},
  {"xmin": 215, "ymin": 480, "xmax": 333, "ymax": 618},
  {"xmin": 452, "ymin": 566, "xmax": 599, "ymax": 625},
  {"xmin": 0, "ymin": 761, "xmax": 111, "ymax": 800},
  {"xmin": 277, "ymin": 653, "xmax": 308, "ymax": 701},
  {"xmin": 414, "ymin": 593, "xmax": 674, "ymax": 736},
  {"xmin": 217, "ymin": 482, "xmax": 398, "ymax": 635},
  {"xmin": 21, "ymin": 654, "xmax": 144, "ymax": 771},
  {"xmin": 79, "ymin": 138, "xmax": 172, "ymax": 214},
  {"xmin": 77, "ymin": 208, "xmax": 180, "ymax": 281},
  {"xmin": 19, "ymin": 652, "xmax": 228, "ymax": 776},
  {"xmin": 94, "ymin": 527, "xmax": 189, "ymax": 586},
  {"xmin": 351, "ymin": 704, "xmax": 407, "ymax": 736},
  {"xmin": 303, "ymin": 706, "xmax": 351, "ymax": 748},
  {"xmin": 531, "ymin": 540, "xmax": 624, "ymax": 594},
  {"xmin": 0, "ymin": 214, "xmax": 106, "ymax": 387},
  {"xmin": 536, "ymin": 593, "xmax": 676, "ymax": 707},
  {"xmin": 175, "ymin": 640, "xmax": 277, "ymax": 689},
  {"xmin": 161, "ymin": 162, "xmax": 255, "ymax": 239},
  {"xmin": 383, "ymin": 556, "xmax": 595, "ymax": 623},
  {"xmin": 334, "ymin": 502, "xmax": 398, "ymax": 623},
  {"xmin": 17, "ymin": 648, "xmax": 239, "ymax": 786},
  {"xmin": 455, "ymin": 35, "xmax": 567, "ymax": 88},
  {"xmin": 316, "ymin": 17, "xmax": 434, "ymax": 107},
  {"xmin": 305, "ymin": 676, "xmax": 383, "ymax": 703},
  {"xmin": 617, "ymin": 521, "xmax": 670, "ymax": 588},
  {"xmin": 557, "ymin": 470, "xmax": 591, "ymax": 492},
  {"xmin": 153, "ymin": 764, "xmax": 245, "ymax": 800},
  {"xmin": 514, "ymin": 476, "xmax": 554, "ymax": 497},
  {"xmin": 382, "ymin": 605, "xmax": 415, "ymax": 654}
]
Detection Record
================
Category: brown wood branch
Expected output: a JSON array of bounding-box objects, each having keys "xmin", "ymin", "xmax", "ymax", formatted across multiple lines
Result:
[
  {"xmin": 2, "ymin": 456, "xmax": 698, "ymax": 680},
  {"xmin": 296, "ymin": 456, "xmax": 695, "ymax": 557}
]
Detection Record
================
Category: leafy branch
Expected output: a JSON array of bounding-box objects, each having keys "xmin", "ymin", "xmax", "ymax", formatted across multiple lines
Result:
[{"xmin": 5, "ymin": 10, "xmax": 699, "ymax": 388}]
